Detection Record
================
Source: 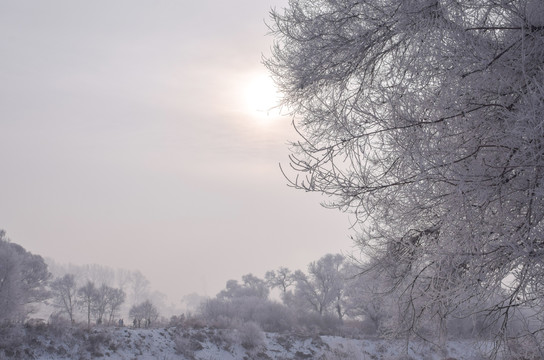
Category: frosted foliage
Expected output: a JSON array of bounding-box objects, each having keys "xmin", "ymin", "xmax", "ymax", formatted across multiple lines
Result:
[
  {"xmin": 236, "ymin": 321, "xmax": 265, "ymax": 349},
  {"xmin": 266, "ymin": 0, "xmax": 544, "ymax": 346},
  {"xmin": 0, "ymin": 231, "xmax": 50, "ymax": 322},
  {"xmin": 218, "ymin": 274, "xmax": 269, "ymax": 300},
  {"xmin": 293, "ymin": 254, "xmax": 346, "ymax": 318},
  {"xmin": 0, "ymin": 244, "xmax": 22, "ymax": 321}
]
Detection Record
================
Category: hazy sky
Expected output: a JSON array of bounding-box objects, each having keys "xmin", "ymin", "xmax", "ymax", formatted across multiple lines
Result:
[{"xmin": 0, "ymin": 0, "xmax": 353, "ymax": 303}]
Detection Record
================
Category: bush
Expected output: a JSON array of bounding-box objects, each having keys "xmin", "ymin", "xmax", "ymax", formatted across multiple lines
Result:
[
  {"xmin": 0, "ymin": 324, "xmax": 25, "ymax": 358},
  {"xmin": 208, "ymin": 315, "xmax": 233, "ymax": 329},
  {"xmin": 236, "ymin": 321, "xmax": 265, "ymax": 350},
  {"xmin": 294, "ymin": 312, "xmax": 342, "ymax": 336},
  {"xmin": 201, "ymin": 299, "xmax": 234, "ymax": 321},
  {"xmin": 201, "ymin": 296, "xmax": 296, "ymax": 333},
  {"xmin": 48, "ymin": 313, "xmax": 71, "ymax": 337},
  {"xmin": 169, "ymin": 314, "xmax": 185, "ymax": 328},
  {"xmin": 174, "ymin": 336, "xmax": 195, "ymax": 359},
  {"xmin": 183, "ymin": 315, "xmax": 207, "ymax": 329},
  {"xmin": 86, "ymin": 330, "xmax": 113, "ymax": 357},
  {"xmin": 253, "ymin": 301, "xmax": 295, "ymax": 332}
]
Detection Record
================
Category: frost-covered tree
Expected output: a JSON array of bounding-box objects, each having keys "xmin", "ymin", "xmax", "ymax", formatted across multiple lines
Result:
[
  {"xmin": 203, "ymin": 273, "xmax": 296, "ymax": 331},
  {"xmin": 78, "ymin": 281, "xmax": 98, "ymax": 328},
  {"xmin": 342, "ymin": 261, "xmax": 394, "ymax": 334},
  {"xmin": 105, "ymin": 287, "xmax": 126, "ymax": 325},
  {"xmin": 0, "ymin": 231, "xmax": 50, "ymax": 322},
  {"xmin": 45, "ymin": 260, "xmax": 155, "ymax": 319},
  {"xmin": 128, "ymin": 270, "xmax": 151, "ymax": 303},
  {"xmin": 293, "ymin": 254, "xmax": 346, "ymax": 319},
  {"xmin": 266, "ymin": 0, "xmax": 544, "ymax": 347},
  {"xmin": 129, "ymin": 300, "xmax": 159, "ymax": 327},
  {"xmin": 265, "ymin": 267, "xmax": 295, "ymax": 297},
  {"xmin": 93, "ymin": 284, "xmax": 125, "ymax": 325},
  {"xmin": 218, "ymin": 274, "xmax": 269, "ymax": 300},
  {"xmin": 50, "ymin": 274, "xmax": 77, "ymax": 324}
]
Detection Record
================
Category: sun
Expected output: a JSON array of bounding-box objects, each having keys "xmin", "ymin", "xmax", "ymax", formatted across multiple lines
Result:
[{"xmin": 243, "ymin": 74, "xmax": 281, "ymax": 120}]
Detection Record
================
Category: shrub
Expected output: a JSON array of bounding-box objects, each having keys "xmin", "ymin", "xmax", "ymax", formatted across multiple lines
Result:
[
  {"xmin": 169, "ymin": 314, "xmax": 185, "ymax": 328},
  {"xmin": 208, "ymin": 315, "xmax": 233, "ymax": 329},
  {"xmin": 174, "ymin": 336, "xmax": 195, "ymax": 359},
  {"xmin": 236, "ymin": 321, "xmax": 265, "ymax": 350},
  {"xmin": 201, "ymin": 296, "xmax": 296, "ymax": 333},
  {"xmin": 294, "ymin": 312, "xmax": 342, "ymax": 336},
  {"xmin": 86, "ymin": 330, "xmax": 112, "ymax": 357},
  {"xmin": 0, "ymin": 324, "xmax": 25, "ymax": 358},
  {"xmin": 253, "ymin": 301, "xmax": 295, "ymax": 332},
  {"xmin": 48, "ymin": 313, "xmax": 71, "ymax": 337},
  {"xmin": 183, "ymin": 315, "xmax": 207, "ymax": 329}
]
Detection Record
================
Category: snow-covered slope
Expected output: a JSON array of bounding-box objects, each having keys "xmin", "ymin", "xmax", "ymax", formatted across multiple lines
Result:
[{"xmin": 3, "ymin": 325, "xmax": 484, "ymax": 360}]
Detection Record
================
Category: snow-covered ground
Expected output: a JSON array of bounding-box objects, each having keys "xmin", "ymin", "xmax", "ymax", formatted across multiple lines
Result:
[{"xmin": 3, "ymin": 325, "xmax": 487, "ymax": 360}]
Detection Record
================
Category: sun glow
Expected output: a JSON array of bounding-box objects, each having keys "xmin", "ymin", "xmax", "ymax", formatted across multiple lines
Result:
[{"xmin": 243, "ymin": 74, "xmax": 282, "ymax": 121}]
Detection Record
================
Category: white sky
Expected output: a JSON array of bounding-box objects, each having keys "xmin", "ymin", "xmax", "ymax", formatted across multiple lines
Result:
[{"xmin": 0, "ymin": 0, "xmax": 354, "ymax": 303}]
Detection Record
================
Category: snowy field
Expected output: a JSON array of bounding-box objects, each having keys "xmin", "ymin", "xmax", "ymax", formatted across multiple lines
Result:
[{"xmin": 4, "ymin": 325, "xmax": 487, "ymax": 360}]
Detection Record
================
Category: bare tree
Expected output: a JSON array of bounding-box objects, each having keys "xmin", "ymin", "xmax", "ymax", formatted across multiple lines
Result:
[
  {"xmin": 44, "ymin": 260, "xmax": 150, "ymax": 322},
  {"xmin": 81, "ymin": 264, "xmax": 115, "ymax": 287},
  {"xmin": 293, "ymin": 254, "xmax": 345, "ymax": 319},
  {"xmin": 265, "ymin": 267, "xmax": 295, "ymax": 296},
  {"xmin": 106, "ymin": 287, "xmax": 126, "ymax": 325},
  {"xmin": 78, "ymin": 281, "xmax": 98, "ymax": 328},
  {"xmin": 342, "ymin": 261, "xmax": 396, "ymax": 334},
  {"xmin": 50, "ymin": 274, "xmax": 77, "ymax": 324},
  {"xmin": 93, "ymin": 284, "xmax": 109, "ymax": 325},
  {"xmin": 84, "ymin": 283, "xmax": 126, "ymax": 326},
  {"xmin": 266, "ymin": 0, "xmax": 544, "ymax": 350},
  {"xmin": 129, "ymin": 300, "xmax": 159, "ymax": 328},
  {"xmin": 129, "ymin": 270, "xmax": 150, "ymax": 303}
]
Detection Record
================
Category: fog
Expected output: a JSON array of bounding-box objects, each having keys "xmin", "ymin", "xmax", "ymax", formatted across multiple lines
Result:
[{"xmin": 0, "ymin": 0, "xmax": 353, "ymax": 303}]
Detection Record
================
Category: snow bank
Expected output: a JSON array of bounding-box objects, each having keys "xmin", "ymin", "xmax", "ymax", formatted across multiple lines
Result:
[{"xmin": 3, "ymin": 325, "xmax": 485, "ymax": 360}]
